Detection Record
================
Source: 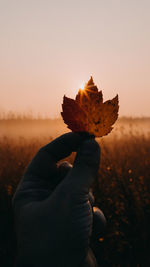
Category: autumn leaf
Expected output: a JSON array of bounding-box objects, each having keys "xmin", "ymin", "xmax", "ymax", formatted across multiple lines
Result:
[{"xmin": 61, "ymin": 77, "xmax": 119, "ymax": 137}]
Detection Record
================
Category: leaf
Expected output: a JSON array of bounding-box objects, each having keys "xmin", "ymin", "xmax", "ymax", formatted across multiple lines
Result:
[
  {"xmin": 61, "ymin": 76, "xmax": 119, "ymax": 137},
  {"xmin": 62, "ymin": 96, "xmax": 88, "ymax": 132}
]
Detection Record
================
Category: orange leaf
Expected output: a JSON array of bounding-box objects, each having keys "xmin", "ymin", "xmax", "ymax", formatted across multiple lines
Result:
[
  {"xmin": 61, "ymin": 77, "xmax": 119, "ymax": 137},
  {"xmin": 61, "ymin": 96, "xmax": 88, "ymax": 132}
]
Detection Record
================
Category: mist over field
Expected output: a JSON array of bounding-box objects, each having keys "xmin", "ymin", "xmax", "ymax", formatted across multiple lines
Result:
[
  {"xmin": 0, "ymin": 116, "xmax": 150, "ymax": 139},
  {"xmin": 0, "ymin": 116, "xmax": 150, "ymax": 266}
]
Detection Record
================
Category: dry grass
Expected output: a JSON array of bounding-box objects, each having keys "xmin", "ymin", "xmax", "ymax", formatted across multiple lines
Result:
[{"xmin": 0, "ymin": 117, "xmax": 150, "ymax": 266}]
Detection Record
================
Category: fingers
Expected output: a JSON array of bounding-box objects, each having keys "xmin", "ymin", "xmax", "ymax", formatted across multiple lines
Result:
[
  {"xmin": 39, "ymin": 132, "xmax": 87, "ymax": 161},
  {"xmin": 12, "ymin": 161, "xmax": 73, "ymax": 211},
  {"xmin": 92, "ymin": 207, "xmax": 106, "ymax": 241},
  {"xmin": 89, "ymin": 191, "xmax": 95, "ymax": 207},
  {"xmin": 13, "ymin": 133, "xmax": 85, "ymax": 209},
  {"xmin": 25, "ymin": 132, "xmax": 86, "ymax": 179},
  {"xmin": 56, "ymin": 161, "xmax": 72, "ymax": 186},
  {"xmin": 64, "ymin": 138, "xmax": 100, "ymax": 195},
  {"xmin": 89, "ymin": 193, "xmax": 106, "ymax": 241}
]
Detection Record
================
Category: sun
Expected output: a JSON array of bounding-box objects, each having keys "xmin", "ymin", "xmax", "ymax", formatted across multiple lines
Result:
[{"xmin": 80, "ymin": 82, "xmax": 85, "ymax": 90}]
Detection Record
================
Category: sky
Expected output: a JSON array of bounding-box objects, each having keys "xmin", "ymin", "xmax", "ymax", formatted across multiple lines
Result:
[{"xmin": 0, "ymin": 0, "xmax": 150, "ymax": 118}]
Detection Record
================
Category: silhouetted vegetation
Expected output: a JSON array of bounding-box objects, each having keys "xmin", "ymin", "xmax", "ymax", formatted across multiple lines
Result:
[{"xmin": 0, "ymin": 117, "xmax": 150, "ymax": 266}]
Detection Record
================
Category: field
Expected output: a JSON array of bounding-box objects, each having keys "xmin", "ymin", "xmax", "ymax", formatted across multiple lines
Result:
[{"xmin": 0, "ymin": 117, "xmax": 150, "ymax": 266}]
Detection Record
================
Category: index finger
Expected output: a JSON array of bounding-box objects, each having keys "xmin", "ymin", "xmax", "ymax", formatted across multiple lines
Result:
[
  {"xmin": 25, "ymin": 132, "xmax": 86, "ymax": 179},
  {"xmin": 12, "ymin": 133, "xmax": 87, "ymax": 208}
]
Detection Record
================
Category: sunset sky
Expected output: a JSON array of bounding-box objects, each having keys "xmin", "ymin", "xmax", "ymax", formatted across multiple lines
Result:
[{"xmin": 0, "ymin": 0, "xmax": 150, "ymax": 117}]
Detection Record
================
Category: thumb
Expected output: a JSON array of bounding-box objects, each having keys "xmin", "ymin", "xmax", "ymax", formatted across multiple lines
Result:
[{"xmin": 65, "ymin": 138, "xmax": 100, "ymax": 195}]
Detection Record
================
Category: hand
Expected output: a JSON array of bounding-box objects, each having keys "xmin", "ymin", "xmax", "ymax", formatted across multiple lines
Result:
[{"xmin": 12, "ymin": 133, "xmax": 106, "ymax": 267}]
